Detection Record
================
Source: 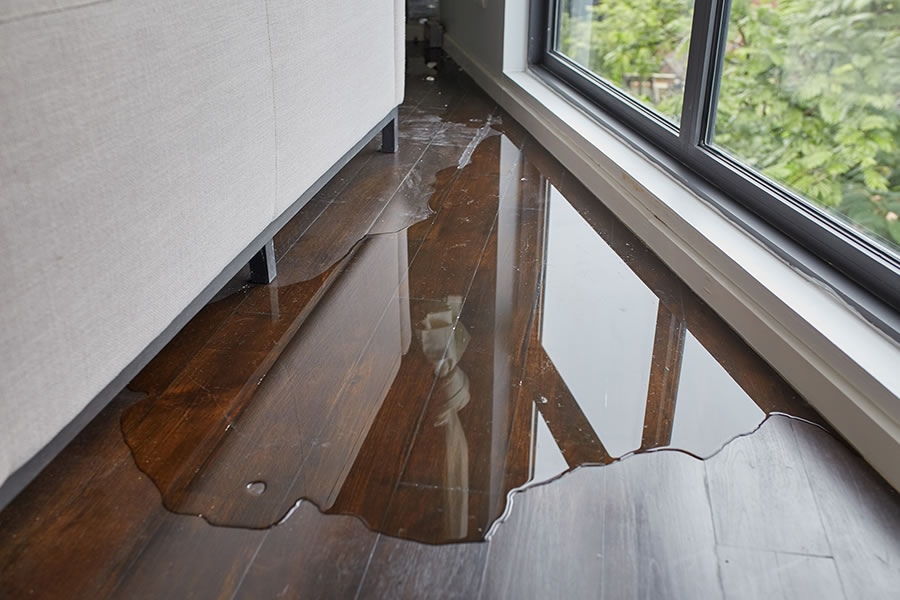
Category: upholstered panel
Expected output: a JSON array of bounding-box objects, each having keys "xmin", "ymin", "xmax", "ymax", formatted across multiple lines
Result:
[
  {"xmin": 0, "ymin": 0, "xmax": 276, "ymax": 483},
  {"xmin": 267, "ymin": 0, "xmax": 399, "ymax": 213},
  {"xmin": 395, "ymin": 0, "xmax": 406, "ymax": 105},
  {"xmin": 0, "ymin": 0, "xmax": 98, "ymax": 24}
]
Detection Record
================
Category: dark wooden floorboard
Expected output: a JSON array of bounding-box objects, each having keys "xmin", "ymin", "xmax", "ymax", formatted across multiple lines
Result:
[
  {"xmin": 402, "ymin": 172, "xmax": 502, "ymax": 301},
  {"xmin": 368, "ymin": 144, "xmax": 465, "ymax": 237},
  {"xmin": 717, "ymin": 545, "xmax": 845, "ymax": 600},
  {"xmin": 325, "ymin": 298, "xmax": 459, "ymax": 532},
  {"xmin": 0, "ymin": 395, "xmax": 174, "ymax": 600},
  {"xmin": 791, "ymin": 419, "xmax": 900, "ymax": 598},
  {"xmin": 108, "ymin": 515, "xmax": 264, "ymax": 600},
  {"xmin": 706, "ymin": 417, "xmax": 832, "ymax": 556},
  {"xmin": 278, "ymin": 139, "xmax": 428, "ymax": 282},
  {"xmin": 357, "ymin": 535, "xmax": 488, "ymax": 600},
  {"xmin": 166, "ymin": 236, "xmax": 403, "ymax": 527},
  {"xmin": 232, "ymin": 502, "xmax": 377, "ymax": 600},
  {"xmin": 481, "ymin": 451, "xmax": 721, "ymax": 599}
]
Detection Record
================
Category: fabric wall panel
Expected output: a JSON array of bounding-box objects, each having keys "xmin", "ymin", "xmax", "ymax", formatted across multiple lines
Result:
[
  {"xmin": 0, "ymin": 0, "xmax": 276, "ymax": 484},
  {"xmin": 0, "ymin": 0, "xmax": 98, "ymax": 24},
  {"xmin": 395, "ymin": 0, "xmax": 406, "ymax": 105},
  {"xmin": 267, "ymin": 0, "xmax": 398, "ymax": 213}
]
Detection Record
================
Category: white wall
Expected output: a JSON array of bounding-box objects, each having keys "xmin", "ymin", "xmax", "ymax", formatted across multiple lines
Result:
[{"xmin": 440, "ymin": 0, "xmax": 506, "ymax": 75}]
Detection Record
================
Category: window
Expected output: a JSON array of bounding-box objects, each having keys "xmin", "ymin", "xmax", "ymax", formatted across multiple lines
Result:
[
  {"xmin": 533, "ymin": 0, "xmax": 900, "ymax": 313},
  {"xmin": 556, "ymin": 0, "xmax": 694, "ymax": 124}
]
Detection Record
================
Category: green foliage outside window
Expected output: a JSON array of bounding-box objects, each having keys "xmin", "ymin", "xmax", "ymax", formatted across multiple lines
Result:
[{"xmin": 558, "ymin": 0, "xmax": 900, "ymax": 249}]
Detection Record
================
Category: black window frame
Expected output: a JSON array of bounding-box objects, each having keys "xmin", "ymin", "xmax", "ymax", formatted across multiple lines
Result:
[{"xmin": 529, "ymin": 0, "xmax": 900, "ymax": 321}]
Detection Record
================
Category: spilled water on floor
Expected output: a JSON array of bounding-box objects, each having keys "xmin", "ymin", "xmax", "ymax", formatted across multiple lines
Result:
[{"xmin": 120, "ymin": 85, "xmax": 827, "ymax": 545}]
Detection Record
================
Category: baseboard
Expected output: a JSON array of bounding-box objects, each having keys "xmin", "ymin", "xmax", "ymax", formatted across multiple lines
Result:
[
  {"xmin": 443, "ymin": 34, "xmax": 900, "ymax": 490},
  {"xmin": 0, "ymin": 107, "xmax": 399, "ymax": 511}
]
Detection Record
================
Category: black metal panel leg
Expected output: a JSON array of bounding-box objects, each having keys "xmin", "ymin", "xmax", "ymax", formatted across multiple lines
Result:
[
  {"xmin": 381, "ymin": 116, "xmax": 398, "ymax": 153},
  {"xmin": 248, "ymin": 239, "xmax": 276, "ymax": 284}
]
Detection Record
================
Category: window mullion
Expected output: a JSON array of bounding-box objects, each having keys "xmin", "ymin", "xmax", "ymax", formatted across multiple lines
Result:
[
  {"xmin": 679, "ymin": 0, "xmax": 727, "ymax": 151},
  {"xmin": 528, "ymin": 0, "xmax": 555, "ymax": 66}
]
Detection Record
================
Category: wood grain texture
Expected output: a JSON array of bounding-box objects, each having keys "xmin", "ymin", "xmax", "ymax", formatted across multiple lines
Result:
[
  {"xmin": 717, "ymin": 545, "xmax": 845, "ymax": 600},
  {"xmin": 357, "ymin": 535, "xmax": 488, "ymax": 600},
  {"xmin": 791, "ymin": 419, "xmax": 900, "ymax": 599},
  {"xmin": 640, "ymin": 303, "xmax": 686, "ymax": 450},
  {"xmin": 482, "ymin": 451, "xmax": 721, "ymax": 600},
  {"xmin": 326, "ymin": 298, "xmax": 461, "ymax": 532},
  {"xmin": 0, "ymin": 395, "xmax": 171, "ymax": 600},
  {"xmin": 402, "ymin": 171, "xmax": 502, "ymax": 300},
  {"xmin": 166, "ymin": 234, "xmax": 405, "ymax": 527},
  {"xmin": 706, "ymin": 416, "xmax": 831, "ymax": 555},
  {"xmin": 109, "ymin": 515, "xmax": 264, "ymax": 600},
  {"xmin": 233, "ymin": 502, "xmax": 377, "ymax": 600},
  {"xmin": 276, "ymin": 139, "xmax": 427, "ymax": 282},
  {"xmin": 368, "ymin": 144, "xmax": 466, "ymax": 237}
]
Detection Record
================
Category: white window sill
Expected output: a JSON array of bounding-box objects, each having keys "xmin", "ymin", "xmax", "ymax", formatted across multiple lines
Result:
[{"xmin": 444, "ymin": 34, "xmax": 900, "ymax": 489}]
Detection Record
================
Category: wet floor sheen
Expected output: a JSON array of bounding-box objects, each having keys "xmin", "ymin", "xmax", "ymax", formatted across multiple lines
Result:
[{"xmin": 120, "ymin": 105, "xmax": 823, "ymax": 544}]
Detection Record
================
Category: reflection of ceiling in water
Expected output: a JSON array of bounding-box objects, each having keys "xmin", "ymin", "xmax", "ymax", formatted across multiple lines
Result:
[{"xmin": 122, "ymin": 129, "xmax": 822, "ymax": 545}]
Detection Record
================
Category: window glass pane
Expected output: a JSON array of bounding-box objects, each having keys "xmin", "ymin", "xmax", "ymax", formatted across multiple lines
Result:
[
  {"xmin": 555, "ymin": 0, "xmax": 694, "ymax": 124},
  {"xmin": 713, "ymin": 0, "xmax": 900, "ymax": 254}
]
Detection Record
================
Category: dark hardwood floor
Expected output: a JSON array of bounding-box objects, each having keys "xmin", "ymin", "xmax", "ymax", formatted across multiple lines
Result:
[{"xmin": 2, "ymin": 48, "xmax": 899, "ymax": 599}]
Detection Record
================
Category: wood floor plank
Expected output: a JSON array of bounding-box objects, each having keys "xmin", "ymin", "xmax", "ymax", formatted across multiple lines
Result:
[
  {"xmin": 481, "ymin": 470, "xmax": 609, "ymax": 599},
  {"xmin": 127, "ymin": 283, "xmax": 251, "ymax": 397},
  {"xmin": 272, "ymin": 197, "xmax": 331, "ymax": 259},
  {"xmin": 482, "ymin": 451, "xmax": 721, "ymax": 600},
  {"xmin": 326, "ymin": 298, "xmax": 465, "ymax": 532},
  {"xmin": 120, "ymin": 265, "xmax": 349, "ymax": 514},
  {"xmin": 274, "ymin": 140, "xmax": 428, "ymax": 283},
  {"xmin": 0, "ymin": 397, "xmax": 171, "ymax": 600},
  {"xmin": 235, "ymin": 245, "xmax": 355, "ymax": 316},
  {"xmin": 597, "ymin": 454, "xmax": 721, "ymax": 599},
  {"xmin": 380, "ymin": 484, "xmax": 493, "ymax": 544},
  {"xmin": 705, "ymin": 416, "xmax": 832, "ymax": 556},
  {"xmin": 391, "ymin": 172, "xmax": 547, "ymax": 540},
  {"xmin": 162, "ymin": 234, "xmax": 406, "ymax": 527},
  {"xmin": 232, "ymin": 502, "xmax": 377, "ymax": 600},
  {"xmin": 109, "ymin": 515, "xmax": 264, "ymax": 600},
  {"xmin": 328, "ymin": 139, "xmax": 528, "ymax": 535},
  {"xmin": 431, "ymin": 102, "xmax": 497, "ymax": 149},
  {"xmin": 717, "ymin": 545, "xmax": 846, "ymax": 600},
  {"xmin": 368, "ymin": 143, "xmax": 467, "ymax": 238},
  {"xmin": 402, "ymin": 166, "xmax": 501, "ymax": 301},
  {"xmin": 397, "ymin": 105, "xmax": 446, "ymax": 145},
  {"xmin": 415, "ymin": 66, "xmax": 480, "ymax": 113},
  {"xmin": 357, "ymin": 535, "xmax": 488, "ymax": 600},
  {"xmin": 274, "ymin": 125, "xmax": 416, "ymax": 259},
  {"xmin": 791, "ymin": 419, "xmax": 900, "ymax": 599}
]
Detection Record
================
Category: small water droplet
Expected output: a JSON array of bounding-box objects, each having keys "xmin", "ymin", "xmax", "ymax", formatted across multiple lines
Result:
[{"xmin": 246, "ymin": 481, "xmax": 266, "ymax": 495}]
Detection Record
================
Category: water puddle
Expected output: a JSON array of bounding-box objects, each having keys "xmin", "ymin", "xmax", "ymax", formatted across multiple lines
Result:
[{"xmin": 121, "ymin": 101, "xmax": 826, "ymax": 545}]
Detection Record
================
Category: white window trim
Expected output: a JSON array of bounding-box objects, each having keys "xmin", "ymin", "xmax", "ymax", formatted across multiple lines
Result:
[{"xmin": 442, "ymin": 12, "xmax": 900, "ymax": 489}]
